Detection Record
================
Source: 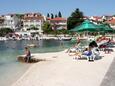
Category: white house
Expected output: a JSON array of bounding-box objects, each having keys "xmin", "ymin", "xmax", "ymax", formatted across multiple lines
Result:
[
  {"xmin": 22, "ymin": 13, "xmax": 45, "ymax": 35},
  {"xmin": 2, "ymin": 14, "xmax": 20, "ymax": 31},
  {"xmin": 0, "ymin": 16, "xmax": 4, "ymax": 28},
  {"xmin": 106, "ymin": 19, "xmax": 115, "ymax": 30},
  {"xmin": 89, "ymin": 16, "xmax": 102, "ymax": 22},
  {"xmin": 47, "ymin": 17, "xmax": 67, "ymax": 30},
  {"xmin": 101, "ymin": 15, "xmax": 113, "ymax": 21}
]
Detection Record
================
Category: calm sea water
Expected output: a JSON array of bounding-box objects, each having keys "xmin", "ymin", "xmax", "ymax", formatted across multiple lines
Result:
[{"xmin": 0, "ymin": 39, "xmax": 75, "ymax": 86}]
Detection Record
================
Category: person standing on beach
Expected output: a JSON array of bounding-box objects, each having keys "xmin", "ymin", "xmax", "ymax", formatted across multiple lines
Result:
[
  {"xmin": 77, "ymin": 37, "xmax": 80, "ymax": 44},
  {"xmin": 24, "ymin": 47, "xmax": 31, "ymax": 62}
]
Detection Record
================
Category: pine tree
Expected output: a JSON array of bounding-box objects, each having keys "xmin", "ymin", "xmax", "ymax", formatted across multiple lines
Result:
[
  {"xmin": 51, "ymin": 13, "xmax": 54, "ymax": 19},
  {"xmin": 55, "ymin": 14, "xmax": 58, "ymax": 18},
  {"xmin": 58, "ymin": 11, "xmax": 62, "ymax": 17},
  {"xmin": 67, "ymin": 8, "xmax": 84, "ymax": 30},
  {"xmin": 47, "ymin": 13, "xmax": 50, "ymax": 17}
]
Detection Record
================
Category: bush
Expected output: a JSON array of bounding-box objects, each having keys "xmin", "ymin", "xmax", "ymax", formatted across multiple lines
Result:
[{"xmin": 0, "ymin": 28, "xmax": 13, "ymax": 37}]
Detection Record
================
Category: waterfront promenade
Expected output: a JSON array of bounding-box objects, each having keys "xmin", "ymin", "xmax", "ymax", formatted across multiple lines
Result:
[
  {"xmin": 100, "ymin": 57, "xmax": 115, "ymax": 86},
  {"xmin": 12, "ymin": 48, "xmax": 115, "ymax": 86}
]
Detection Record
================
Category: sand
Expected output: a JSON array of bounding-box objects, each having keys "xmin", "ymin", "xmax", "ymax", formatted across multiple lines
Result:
[{"xmin": 11, "ymin": 49, "xmax": 115, "ymax": 86}]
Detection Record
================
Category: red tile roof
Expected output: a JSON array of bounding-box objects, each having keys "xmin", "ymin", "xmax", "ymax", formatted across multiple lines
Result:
[
  {"xmin": 50, "ymin": 17, "xmax": 66, "ymax": 21},
  {"xmin": 24, "ymin": 13, "xmax": 41, "ymax": 15},
  {"xmin": 46, "ymin": 17, "xmax": 51, "ymax": 20},
  {"xmin": 23, "ymin": 16, "xmax": 44, "ymax": 20},
  {"xmin": 93, "ymin": 16, "xmax": 102, "ymax": 20},
  {"xmin": 24, "ymin": 13, "xmax": 42, "ymax": 16},
  {"xmin": 93, "ymin": 16, "xmax": 101, "ymax": 19},
  {"xmin": 83, "ymin": 16, "xmax": 89, "ymax": 19},
  {"xmin": 106, "ymin": 19, "xmax": 115, "ymax": 25}
]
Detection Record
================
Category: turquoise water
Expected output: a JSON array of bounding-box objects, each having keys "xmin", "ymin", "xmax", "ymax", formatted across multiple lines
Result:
[{"xmin": 0, "ymin": 40, "xmax": 74, "ymax": 86}]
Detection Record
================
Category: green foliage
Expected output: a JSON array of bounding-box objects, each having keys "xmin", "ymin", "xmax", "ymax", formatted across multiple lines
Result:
[
  {"xmin": 55, "ymin": 14, "xmax": 58, "ymax": 18},
  {"xmin": 42, "ymin": 21, "xmax": 69, "ymax": 35},
  {"xmin": 50, "ymin": 29, "xmax": 69, "ymax": 36},
  {"xmin": 27, "ymin": 28, "xmax": 30, "ymax": 31},
  {"xmin": 58, "ymin": 11, "xmax": 62, "ymax": 17},
  {"xmin": 42, "ymin": 21, "xmax": 52, "ymax": 34},
  {"xmin": 33, "ymin": 27, "xmax": 39, "ymax": 30},
  {"xmin": 0, "ymin": 28, "xmax": 13, "ymax": 37},
  {"xmin": 51, "ymin": 13, "xmax": 54, "ymax": 19},
  {"xmin": 67, "ymin": 8, "xmax": 84, "ymax": 30},
  {"xmin": 112, "ymin": 15, "xmax": 115, "ymax": 17},
  {"xmin": 47, "ymin": 12, "xmax": 63, "ymax": 19},
  {"xmin": 15, "ymin": 14, "xmax": 24, "ymax": 18},
  {"xmin": 57, "ymin": 29, "xmax": 69, "ymax": 34},
  {"xmin": 47, "ymin": 13, "xmax": 50, "ymax": 17}
]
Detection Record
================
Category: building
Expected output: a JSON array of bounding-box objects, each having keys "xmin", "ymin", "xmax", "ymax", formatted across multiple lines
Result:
[
  {"xmin": 0, "ymin": 16, "xmax": 4, "ymax": 28},
  {"xmin": 48, "ymin": 17, "xmax": 67, "ymax": 30},
  {"xmin": 22, "ymin": 13, "xmax": 45, "ymax": 34},
  {"xmin": 101, "ymin": 15, "xmax": 113, "ymax": 21},
  {"xmin": 89, "ymin": 16, "xmax": 103, "ymax": 24},
  {"xmin": 106, "ymin": 19, "xmax": 115, "ymax": 29},
  {"xmin": 2, "ymin": 14, "xmax": 21, "ymax": 31}
]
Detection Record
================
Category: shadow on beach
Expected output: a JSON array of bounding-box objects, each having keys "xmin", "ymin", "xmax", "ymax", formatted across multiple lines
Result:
[{"xmin": 76, "ymin": 56, "xmax": 103, "ymax": 61}]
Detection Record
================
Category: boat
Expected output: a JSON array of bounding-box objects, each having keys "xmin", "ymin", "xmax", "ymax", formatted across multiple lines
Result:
[
  {"xmin": 59, "ymin": 37, "xmax": 72, "ymax": 41},
  {"xmin": 0, "ymin": 37, "xmax": 8, "ymax": 41},
  {"xmin": 27, "ymin": 44, "xmax": 37, "ymax": 48}
]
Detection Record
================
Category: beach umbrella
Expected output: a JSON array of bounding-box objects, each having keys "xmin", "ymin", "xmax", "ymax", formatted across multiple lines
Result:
[
  {"xmin": 98, "ymin": 24, "xmax": 113, "ymax": 32},
  {"xmin": 70, "ymin": 20, "xmax": 100, "ymax": 32}
]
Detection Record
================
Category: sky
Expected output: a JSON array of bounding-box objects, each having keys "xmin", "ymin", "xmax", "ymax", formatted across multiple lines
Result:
[{"xmin": 0, "ymin": 0, "xmax": 115, "ymax": 18}]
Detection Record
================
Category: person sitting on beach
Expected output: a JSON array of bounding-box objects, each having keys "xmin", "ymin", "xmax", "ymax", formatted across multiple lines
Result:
[
  {"xmin": 66, "ymin": 43, "xmax": 80, "ymax": 54},
  {"xmin": 75, "ymin": 47, "xmax": 92, "ymax": 60},
  {"xmin": 66, "ymin": 45, "xmax": 77, "ymax": 53},
  {"xmin": 82, "ymin": 47, "xmax": 92, "ymax": 56},
  {"xmin": 24, "ymin": 47, "xmax": 31, "ymax": 62},
  {"xmin": 74, "ymin": 47, "xmax": 92, "ymax": 60}
]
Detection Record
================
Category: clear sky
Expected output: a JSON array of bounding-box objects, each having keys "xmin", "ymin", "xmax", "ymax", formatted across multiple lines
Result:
[{"xmin": 0, "ymin": 0, "xmax": 115, "ymax": 17}]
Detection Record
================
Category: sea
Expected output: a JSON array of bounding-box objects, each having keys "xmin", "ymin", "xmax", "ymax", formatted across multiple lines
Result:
[{"xmin": 0, "ymin": 39, "xmax": 75, "ymax": 86}]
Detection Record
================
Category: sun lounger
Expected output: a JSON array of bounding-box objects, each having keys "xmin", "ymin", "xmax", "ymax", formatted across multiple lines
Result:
[{"xmin": 74, "ymin": 47, "xmax": 100, "ymax": 61}]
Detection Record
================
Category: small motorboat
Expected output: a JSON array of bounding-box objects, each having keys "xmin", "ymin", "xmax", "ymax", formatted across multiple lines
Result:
[
  {"xmin": 61, "ymin": 37, "xmax": 72, "ymax": 41},
  {"xmin": 27, "ymin": 44, "xmax": 37, "ymax": 48}
]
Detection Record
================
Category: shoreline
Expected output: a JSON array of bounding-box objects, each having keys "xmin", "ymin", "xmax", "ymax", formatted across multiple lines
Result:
[
  {"xmin": 11, "ymin": 50, "xmax": 65, "ymax": 86},
  {"xmin": 12, "ymin": 49, "xmax": 115, "ymax": 86}
]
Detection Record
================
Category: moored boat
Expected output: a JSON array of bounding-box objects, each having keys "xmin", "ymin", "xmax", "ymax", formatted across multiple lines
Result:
[{"xmin": 27, "ymin": 44, "xmax": 37, "ymax": 48}]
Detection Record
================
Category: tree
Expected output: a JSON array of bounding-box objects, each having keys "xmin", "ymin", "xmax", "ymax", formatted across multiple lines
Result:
[
  {"xmin": 55, "ymin": 14, "xmax": 58, "ymax": 18},
  {"xmin": 58, "ymin": 11, "xmax": 62, "ymax": 17},
  {"xmin": 47, "ymin": 13, "xmax": 50, "ymax": 17},
  {"xmin": 51, "ymin": 13, "xmax": 54, "ymax": 19},
  {"xmin": 42, "ymin": 21, "xmax": 52, "ymax": 34},
  {"xmin": 0, "ymin": 28, "xmax": 13, "ymax": 37},
  {"xmin": 113, "ymin": 15, "xmax": 115, "ymax": 17},
  {"xmin": 67, "ymin": 8, "xmax": 84, "ymax": 30},
  {"xmin": 16, "ymin": 14, "xmax": 24, "ymax": 18}
]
